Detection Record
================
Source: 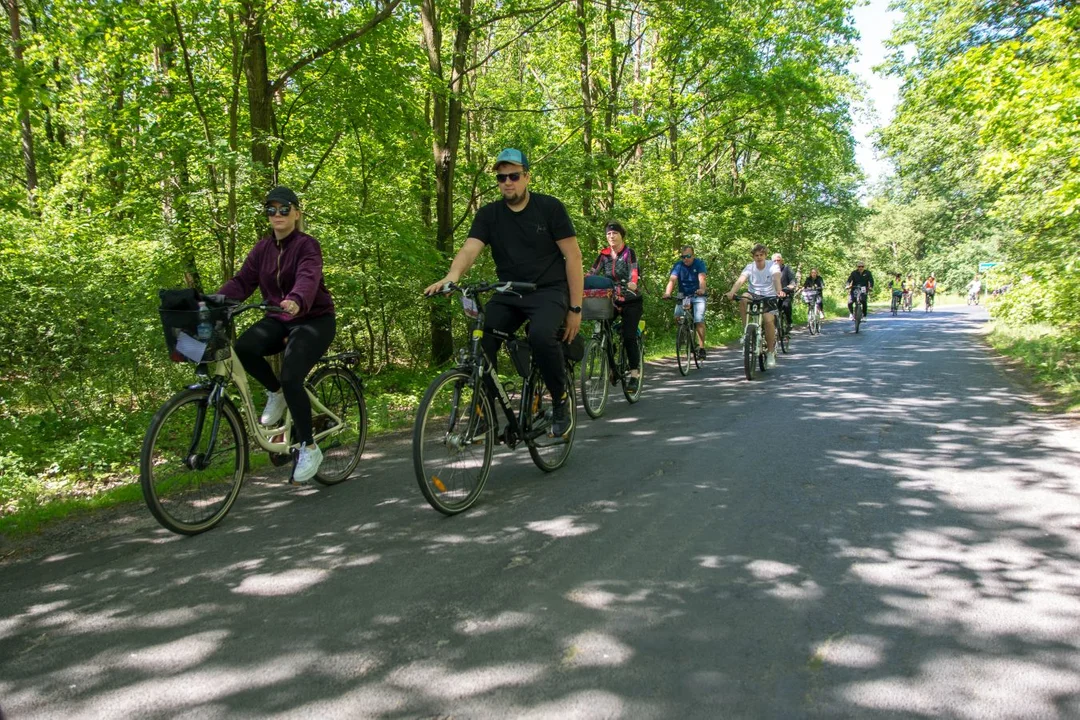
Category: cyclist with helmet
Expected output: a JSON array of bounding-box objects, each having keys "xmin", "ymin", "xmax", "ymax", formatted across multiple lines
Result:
[{"xmin": 586, "ymin": 221, "xmax": 643, "ymax": 392}]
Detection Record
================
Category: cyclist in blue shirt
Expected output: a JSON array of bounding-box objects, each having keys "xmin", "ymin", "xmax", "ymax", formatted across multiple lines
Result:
[{"xmin": 662, "ymin": 245, "xmax": 708, "ymax": 359}]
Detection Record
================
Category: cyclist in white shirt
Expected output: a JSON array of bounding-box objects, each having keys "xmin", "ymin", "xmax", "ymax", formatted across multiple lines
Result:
[{"xmin": 725, "ymin": 243, "xmax": 785, "ymax": 369}]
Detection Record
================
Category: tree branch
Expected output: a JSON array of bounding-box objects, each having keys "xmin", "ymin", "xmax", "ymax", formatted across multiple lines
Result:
[{"xmin": 270, "ymin": 0, "xmax": 403, "ymax": 93}]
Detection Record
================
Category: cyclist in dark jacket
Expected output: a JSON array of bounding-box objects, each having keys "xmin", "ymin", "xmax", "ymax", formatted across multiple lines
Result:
[
  {"xmin": 217, "ymin": 186, "xmax": 335, "ymax": 484},
  {"xmin": 587, "ymin": 221, "xmax": 643, "ymax": 392},
  {"xmin": 845, "ymin": 261, "xmax": 874, "ymax": 319}
]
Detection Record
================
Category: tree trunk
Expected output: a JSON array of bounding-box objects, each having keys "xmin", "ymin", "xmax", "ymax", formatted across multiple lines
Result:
[
  {"xmin": 421, "ymin": 0, "xmax": 474, "ymax": 365},
  {"xmin": 576, "ymin": 0, "xmax": 595, "ymax": 222},
  {"xmin": 242, "ymin": 0, "xmax": 274, "ymax": 190},
  {"xmin": 7, "ymin": 0, "xmax": 38, "ymax": 211}
]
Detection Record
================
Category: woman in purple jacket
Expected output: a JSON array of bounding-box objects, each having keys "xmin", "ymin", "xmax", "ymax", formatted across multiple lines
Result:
[{"xmin": 217, "ymin": 186, "xmax": 335, "ymax": 483}]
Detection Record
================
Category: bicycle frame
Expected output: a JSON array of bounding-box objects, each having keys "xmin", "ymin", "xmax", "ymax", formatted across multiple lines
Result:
[
  {"xmin": 452, "ymin": 285, "xmax": 549, "ymax": 449},
  {"xmin": 199, "ymin": 354, "xmax": 344, "ymax": 455}
]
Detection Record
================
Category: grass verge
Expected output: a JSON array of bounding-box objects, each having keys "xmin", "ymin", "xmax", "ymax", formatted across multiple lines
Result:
[{"xmin": 986, "ymin": 320, "xmax": 1080, "ymax": 412}]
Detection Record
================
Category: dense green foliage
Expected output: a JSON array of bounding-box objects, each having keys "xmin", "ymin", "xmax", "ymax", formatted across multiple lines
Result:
[
  {"xmin": 1, "ymin": 0, "xmax": 864, "ymax": 516},
  {"xmin": 857, "ymin": 0, "xmax": 1078, "ymax": 323}
]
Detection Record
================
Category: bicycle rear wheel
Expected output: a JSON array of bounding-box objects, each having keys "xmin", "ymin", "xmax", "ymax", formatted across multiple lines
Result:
[
  {"xmin": 140, "ymin": 388, "xmax": 247, "ymax": 535},
  {"xmin": 526, "ymin": 368, "xmax": 575, "ymax": 472},
  {"xmin": 743, "ymin": 327, "xmax": 756, "ymax": 380},
  {"xmin": 580, "ymin": 335, "xmax": 610, "ymax": 419},
  {"xmin": 309, "ymin": 366, "xmax": 367, "ymax": 485},
  {"xmin": 412, "ymin": 369, "xmax": 493, "ymax": 515},
  {"xmin": 676, "ymin": 323, "xmax": 691, "ymax": 375}
]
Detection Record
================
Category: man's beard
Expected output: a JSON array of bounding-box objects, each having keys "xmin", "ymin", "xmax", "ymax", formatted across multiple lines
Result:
[{"xmin": 502, "ymin": 189, "xmax": 527, "ymax": 205}]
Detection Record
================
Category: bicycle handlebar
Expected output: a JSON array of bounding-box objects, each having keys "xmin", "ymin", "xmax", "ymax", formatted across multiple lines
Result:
[
  {"xmin": 431, "ymin": 280, "xmax": 538, "ymax": 296},
  {"xmin": 664, "ymin": 292, "xmax": 708, "ymax": 301}
]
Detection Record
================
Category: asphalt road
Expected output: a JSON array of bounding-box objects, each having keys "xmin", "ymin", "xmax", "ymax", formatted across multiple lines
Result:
[{"xmin": 3, "ymin": 304, "xmax": 1080, "ymax": 719}]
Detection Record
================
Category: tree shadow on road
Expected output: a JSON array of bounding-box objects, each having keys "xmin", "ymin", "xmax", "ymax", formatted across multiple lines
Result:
[{"xmin": 2, "ymin": 309, "xmax": 1079, "ymax": 719}]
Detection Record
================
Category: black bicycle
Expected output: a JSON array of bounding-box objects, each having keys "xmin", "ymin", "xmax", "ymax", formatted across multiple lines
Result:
[
  {"xmin": 848, "ymin": 285, "xmax": 868, "ymax": 333},
  {"xmin": 413, "ymin": 281, "xmax": 578, "ymax": 515},
  {"xmin": 776, "ymin": 293, "xmax": 792, "ymax": 354},
  {"xmin": 670, "ymin": 293, "xmax": 706, "ymax": 375},
  {"xmin": 891, "ymin": 289, "xmax": 902, "ymax": 316},
  {"xmin": 580, "ymin": 284, "xmax": 645, "ymax": 418}
]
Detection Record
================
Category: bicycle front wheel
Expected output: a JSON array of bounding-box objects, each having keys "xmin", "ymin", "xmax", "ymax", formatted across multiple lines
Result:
[
  {"xmin": 778, "ymin": 315, "xmax": 790, "ymax": 354},
  {"xmin": 140, "ymin": 388, "xmax": 247, "ymax": 535},
  {"xmin": 412, "ymin": 369, "xmax": 493, "ymax": 515},
  {"xmin": 623, "ymin": 340, "xmax": 644, "ymax": 404},
  {"xmin": 526, "ymin": 368, "xmax": 575, "ymax": 472},
  {"xmin": 580, "ymin": 336, "xmax": 610, "ymax": 419},
  {"xmin": 854, "ymin": 303, "xmax": 862, "ymax": 333},
  {"xmin": 676, "ymin": 323, "xmax": 691, "ymax": 376},
  {"xmin": 309, "ymin": 366, "xmax": 367, "ymax": 485},
  {"xmin": 743, "ymin": 327, "xmax": 756, "ymax": 380}
]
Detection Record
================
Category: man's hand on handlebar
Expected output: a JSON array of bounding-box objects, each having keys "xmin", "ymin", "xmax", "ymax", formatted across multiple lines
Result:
[
  {"xmin": 280, "ymin": 299, "xmax": 299, "ymax": 316},
  {"xmin": 695, "ymin": 288, "xmax": 706, "ymax": 296},
  {"xmin": 725, "ymin": 290, "xmax": 736, "ymax": 301},
  {"xmin": 424, "ymin": 277, "xmax": 455, "ymax": 296}
]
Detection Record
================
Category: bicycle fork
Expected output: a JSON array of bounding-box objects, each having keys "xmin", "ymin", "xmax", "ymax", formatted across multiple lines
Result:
[{"xmin": 186, "ymin": 382, "xmax": 227, "ymax": 471}]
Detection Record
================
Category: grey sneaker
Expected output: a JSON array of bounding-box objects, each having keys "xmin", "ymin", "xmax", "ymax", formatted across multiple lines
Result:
[
  {"xmin": 766, "ymin": 352, "xmax": 777, "ymax": 369},
  {"xmin": 291, "ymin": 442, "xmax": 323, "ymax": 484},
  {"xmin": 261, "ymin": 391, "xmax": 287, "ymax": 425}
]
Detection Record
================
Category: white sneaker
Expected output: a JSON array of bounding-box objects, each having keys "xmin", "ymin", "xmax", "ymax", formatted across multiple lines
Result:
[
  {"xmin": 261, "ymin": 391, "xmax": 287, "ymax": 425},
  {"xmin": 292, "ymin": 443, "xmax": 323, "ymax": 484},
  {"xmin": 766, "ymin": 352, "xmax": 777, "ymax": 369}
]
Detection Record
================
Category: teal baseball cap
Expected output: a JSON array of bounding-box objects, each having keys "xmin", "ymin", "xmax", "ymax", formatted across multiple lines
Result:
[{"xmin": 494, "ymin": 148, "xmax": 529, "ymax": 170}]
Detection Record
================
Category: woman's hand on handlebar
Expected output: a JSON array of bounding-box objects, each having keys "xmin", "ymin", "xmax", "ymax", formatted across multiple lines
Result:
[{"xmin": 280, "ymin": 299, "xmax": 299, "ymax": 316}]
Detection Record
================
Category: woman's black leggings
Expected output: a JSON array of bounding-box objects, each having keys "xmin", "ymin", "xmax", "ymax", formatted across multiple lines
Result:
[
  {"xmin": 616, "ymin": 299, "xmax": 643, "ymax": 370},
  {"xmin": 233, "ymin": 314, "xmax": 336, "ymax": 444}
]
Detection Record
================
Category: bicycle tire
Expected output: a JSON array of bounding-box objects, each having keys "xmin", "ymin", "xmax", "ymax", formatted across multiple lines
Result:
[
  {"xmin": 854, "ymin": 302, "xmax": 862, "ymax": 333},
  {"xmin": 892, "ymin": 297, "xmax": 899, "ymax": 316},
  {"xmin": 778, "ymin": 314, "xmax": 790, "ymax": 354},
  {"xmin": 581, "ymin": 336, "xmax": 610, "ymax": 419},
  {"xmin": 309, "ymin": 366, "xmax": 368, "ymax": 485},
  {"xmin": 743, "ymin": 327, "xmax": 756, "ymax": 380},
  {"xmin": 141, "ymin": 388, "xmax": 247, "ymax": 535},
  {"xmin": 526, "ymin": 367, "xmax": 575, "ymax": 472},
  {"xmin": 623, "ymin": 340, "xmax": 644, "ymax": 403},
  {"xmin": 676, "ymin": 323, "xmax": 691, "ymax": 376},
  {"xmin": 412, "ymin": 369, "xmax": 493, "ymax": 515},
  {"xmin": 807, "ymin": 308, "xmax": 816, "ymax": 336}
]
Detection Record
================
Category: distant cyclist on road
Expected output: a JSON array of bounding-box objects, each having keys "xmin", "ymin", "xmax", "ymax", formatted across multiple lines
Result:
[
  {"xmin": 663, "ymin": 245, "xmax": 708, "ymax": 360},
  {"xmin": 725, "ymin": 244, "xmax": 784, "ymax": 369},
  {"xmin": 587, "ymin": 221, "xmax": 643, "ymax": 392},
  {"xmin": 772, "ymin": 253, "xmax": 798, "ymax": 332},
  {"xmin": 423, "ymin": 148, "xmax": 583, "ymax": 439},
  {"xmin": 967, "ymin": 274, "xmax": 982, "ymax": 303},
  {"xmin": 923, "ymin": 273, "xmax": 938, "ymax": 309},
  {"xmin": 803, "ymin": 268, "xmax": 825, "ymax": 315},
  {"xmin": 846, "ymin": 260, "xmax": 874, "ymax": 320}
]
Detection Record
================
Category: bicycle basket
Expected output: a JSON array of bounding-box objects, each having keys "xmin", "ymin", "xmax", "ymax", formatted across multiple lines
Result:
[
  {"xmin": 582, "ymin": 288, "xmax": 614, "ymax": 320},
  {"xmin": 505, "ymin": 338, "xmax": 533, "ymax": 377},
  {"xmin": 158, "ymin": 293, "xmax": 231, "ymax": 364},
  {"xmin": 802, "ymin": 289, "xmax": 820, "ymax": 302}
]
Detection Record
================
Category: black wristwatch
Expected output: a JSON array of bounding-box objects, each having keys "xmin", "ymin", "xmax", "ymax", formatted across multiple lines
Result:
[{"xmin": 569, "ymin": 305, "xmax": 582, "ymax": 314}]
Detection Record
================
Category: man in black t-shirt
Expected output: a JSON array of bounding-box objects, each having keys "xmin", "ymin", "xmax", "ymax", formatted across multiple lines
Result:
[
  {"xmin": 425, "ymin": 148, "xmax": 584, "ymax": 438},
  {"xmin": 845, "ymin": 260, "xmax": 874, "ymax": 319}
]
